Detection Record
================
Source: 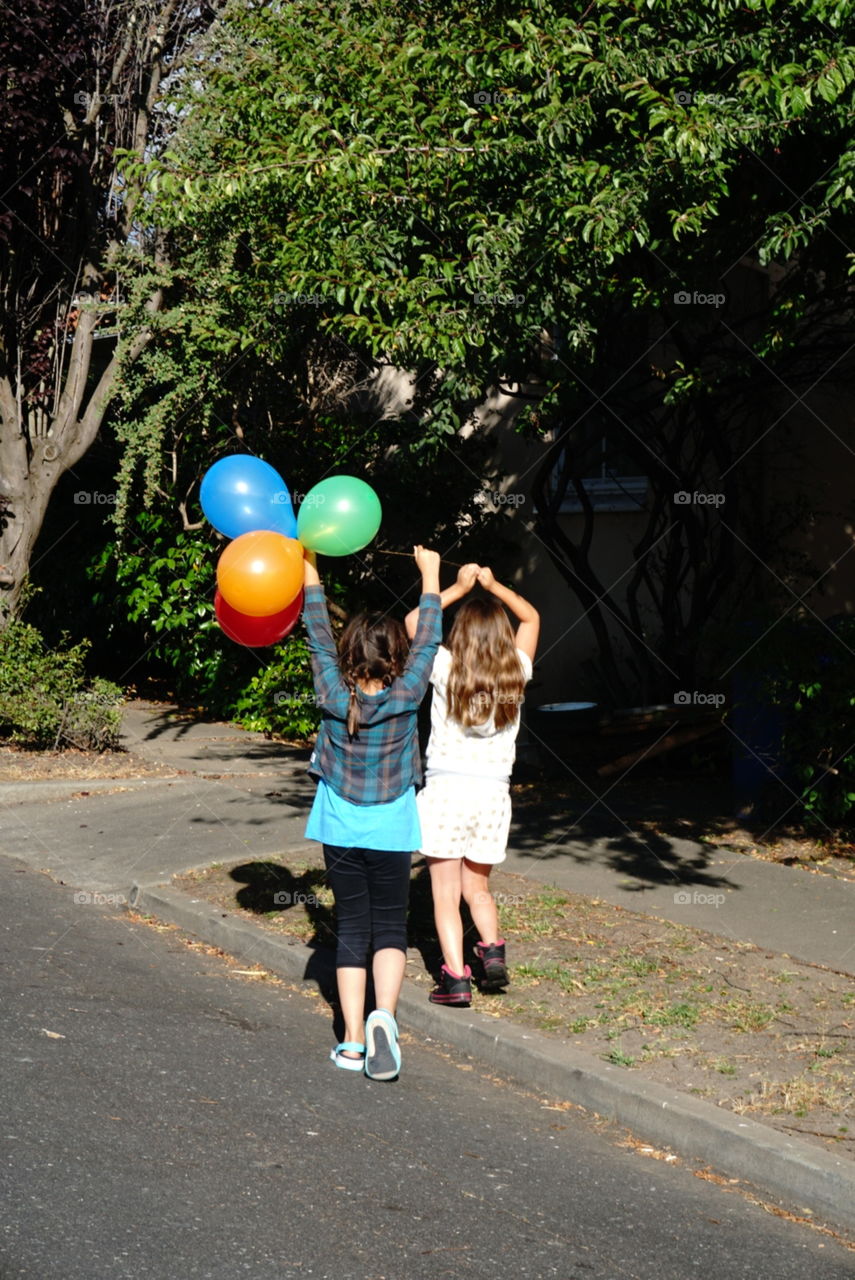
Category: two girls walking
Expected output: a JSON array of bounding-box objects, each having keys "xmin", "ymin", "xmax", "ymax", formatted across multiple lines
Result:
[{"xmin": 302, "ymin": 547, "xmax": 538, "ymax": 1078}]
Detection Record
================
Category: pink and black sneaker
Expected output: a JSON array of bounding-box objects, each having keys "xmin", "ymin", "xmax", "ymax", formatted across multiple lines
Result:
[
  {"xmin": 475, "ymin": 940, "xmax": 508, "ymax": 991},
  {"xmin": 428, "ymin": 964, "xmax": 472, "ymax": 1006}
]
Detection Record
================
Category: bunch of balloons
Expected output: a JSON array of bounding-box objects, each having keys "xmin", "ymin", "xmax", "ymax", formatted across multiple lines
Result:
[{"xmin": 200, "ymin": 456, "xmax": 382, "ymax": 647}]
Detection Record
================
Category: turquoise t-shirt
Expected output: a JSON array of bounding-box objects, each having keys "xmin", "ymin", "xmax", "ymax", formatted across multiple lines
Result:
[{"xmin": 305, "ymin": 779, "xmax": 421, "ymax": 851}]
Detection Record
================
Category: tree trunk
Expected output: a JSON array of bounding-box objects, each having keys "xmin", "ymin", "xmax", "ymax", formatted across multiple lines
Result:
[
  {"xmin": 0, "ymin": 435, "xmax": 57, "ymax": 623},
  {"xmin": 0, "ymin": 298, "xmax": 158, "ymax": 625}
]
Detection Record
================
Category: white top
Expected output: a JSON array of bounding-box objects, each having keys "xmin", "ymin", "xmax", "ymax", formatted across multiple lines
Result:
[{"xmin": 424, "ymin": 644, "xmax": 533, "ymax": 781}]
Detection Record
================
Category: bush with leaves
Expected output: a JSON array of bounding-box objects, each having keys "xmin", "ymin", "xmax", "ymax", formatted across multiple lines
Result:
[
  {"xmin": 89, "ymin": 510, "xmax": 321, "ymax": 739},
  {"xmin": 733, "ymin": 615, "xmax": 855, "ymax": 833},
  {"xmin": 230, "ymin": 632, "xmax": 320, "ymax": 739},
  {"xmin": 0, "ymin": 621, "xmax": 123, "ymax": 750}
]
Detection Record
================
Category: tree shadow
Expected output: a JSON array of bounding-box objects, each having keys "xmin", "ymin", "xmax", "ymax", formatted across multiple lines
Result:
[
  {"xmin": 507, "ymin": 800, "xmax": 741, "ymax": 891},
  {"xmin": 127, "ymin": 704, "xmax": 312, "ymax": 763},
  {"xmin": 224, "ymin": 859, "xmax": 419, "ymax": 1042},
  {"xmin": 225, "ymin": 860, "xmax": 341, "ymax": 1027},
  {"xmin": 506, "ymin": 750, "xmax": 755, "ymax": 890}
]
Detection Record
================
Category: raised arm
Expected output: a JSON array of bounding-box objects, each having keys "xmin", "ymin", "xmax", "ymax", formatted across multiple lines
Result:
[
  {"xmin": 477, "ymin": 566, "xmax": 539, "ymax": 662},
  {"xmin": 395, "ymin": 546, "xmax": 442, "ymax": 699},
  {"xmin": 303, "ymin": 548, "xmax": 321, "ymax": 589},
  {"xmin": 404, "ymin": 562, "xmax": 479, "ymax": 639},
  {"xmin": 301, "ymin": 549, "xmax": 344, "ymax": 702},
  {"xmin": 413, "ymin": 544, "xmax": 441, "ymax": 597}
]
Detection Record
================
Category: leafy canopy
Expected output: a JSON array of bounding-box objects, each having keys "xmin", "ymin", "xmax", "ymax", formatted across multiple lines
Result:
[{"xmin": 134, "ymin": 0, "xmax": 855, "ymax": 437}]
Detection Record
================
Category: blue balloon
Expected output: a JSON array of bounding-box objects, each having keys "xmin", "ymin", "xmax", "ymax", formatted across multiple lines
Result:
[{"xmin": 200, "ymin": 456, "xmax": 297, "ymax": 540}]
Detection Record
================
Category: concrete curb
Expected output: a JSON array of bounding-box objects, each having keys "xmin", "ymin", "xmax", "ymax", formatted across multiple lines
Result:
[{"xmin": 128, "ymin": 880, "xmax": 855, "ymax": 1236}]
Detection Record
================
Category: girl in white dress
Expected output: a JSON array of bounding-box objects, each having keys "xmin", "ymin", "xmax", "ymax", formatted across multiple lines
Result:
[{"xmin": 406, "ymin": 565, "xmax": 539, "ymax": 1006}]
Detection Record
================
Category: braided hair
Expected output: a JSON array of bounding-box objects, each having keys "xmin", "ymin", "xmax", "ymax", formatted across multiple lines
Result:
[{"xmin": 337, "ymin": 611, "xmax": 410, "ymax": 737}]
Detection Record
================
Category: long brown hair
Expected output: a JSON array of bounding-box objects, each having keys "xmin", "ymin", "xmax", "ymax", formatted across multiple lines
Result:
[
  {"xmin": 338, "ymin": 612, "xmax": 410, "ymax": 737},
  {"xmin": 446, "ymin": 597, "xmax": 525, "ymax": 732}
]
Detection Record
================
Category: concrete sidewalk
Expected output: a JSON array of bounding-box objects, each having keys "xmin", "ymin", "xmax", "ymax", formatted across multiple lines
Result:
[{"xmin": 2, "ymin": 699, "xmax": 854, "ymax": 1234}]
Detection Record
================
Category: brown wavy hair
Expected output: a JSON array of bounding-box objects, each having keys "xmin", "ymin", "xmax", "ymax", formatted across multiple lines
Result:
[
  {"xmin": 338, "ymin": 612, "xmax": 410, "ymax": 737},
  {"xmin": 446, "ymin": 597, "xmax": 526, "ymax": 732}
]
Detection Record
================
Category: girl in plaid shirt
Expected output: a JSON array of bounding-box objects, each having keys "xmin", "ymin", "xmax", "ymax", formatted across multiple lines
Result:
[{"xmin": 302, "ymin": 546, "xmax": 441, "ymax": 1079}]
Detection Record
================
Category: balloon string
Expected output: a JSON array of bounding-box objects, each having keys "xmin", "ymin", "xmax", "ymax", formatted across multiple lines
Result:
[{"xmin": 373, "ymin": 549, "xmax": 463, "ymax": 568}]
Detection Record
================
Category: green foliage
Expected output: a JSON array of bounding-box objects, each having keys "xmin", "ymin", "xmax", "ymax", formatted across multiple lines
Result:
[
  {"xmin": 63, "ymin": 678, "xmax": 126, "ymax": 751},
  {"xmin": 89, "ymin": 511, "xmax": 319, "ymax": 739},
  {"xmin": 0, "ymin": 621, "xmax": 123, "ymax": 750},
  {"xmin": 738, "ymin": 616, "xmax": 855, "ymax": 831},
  {"xmin": 230, "ymin": 633, "xmax": 320, "ymax": 739},
  {"xmin": 89, "ymin": 512, "xmax": 226, "ymax": 702},
  {"xmin": 103, "ymin": 0, "xmax": 855, "ymax": 718},
  {"xmin": 144, "ymin": 0, "xmax": 855, "ymax": 415}
]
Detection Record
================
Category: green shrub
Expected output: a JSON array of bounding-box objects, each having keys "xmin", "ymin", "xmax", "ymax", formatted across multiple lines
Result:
[
  {"xmin": 736, "ymin": 615, "xmax": 855, "ymax": 832},
  {"xmin": 61, "ymin": 677, "xmax": 125, "ymax": 750},
  {"xmin": 229, "ymin": 631, "xmax": 320, "ymax": 740},
  {"xmin": 91, "ymin": 511, "xmax": 325, "ymax": 740},
  {"xmin": 89, "ymin": 514, "xmax": 232, "ymax": 706},
  {"xmin": 0, "ymin": 622, "xmax": 124, "ymax": 750}
]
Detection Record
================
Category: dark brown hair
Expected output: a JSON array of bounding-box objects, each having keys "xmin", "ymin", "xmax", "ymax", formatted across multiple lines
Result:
[
  {"xmin": 338, "ymin": 612, "xmax": 410, "ymax": 737},
  {"xmin": 446, "ymin": 597, "xmax": 526, "ymax": 732}
]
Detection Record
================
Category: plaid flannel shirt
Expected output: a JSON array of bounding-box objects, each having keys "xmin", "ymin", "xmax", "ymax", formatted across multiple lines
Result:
[{"xmin": 303, "ymin": 585, "xmax": 441, "ymax": 805}]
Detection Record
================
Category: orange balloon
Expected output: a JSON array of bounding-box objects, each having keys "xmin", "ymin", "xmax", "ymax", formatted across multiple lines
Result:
[{"xmin": 216, "ymin": 531, "xmax": 304, "ymax": 617}]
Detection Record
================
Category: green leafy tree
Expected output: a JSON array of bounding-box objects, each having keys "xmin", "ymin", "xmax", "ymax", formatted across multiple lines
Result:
[{"xmin": 133, "ymin": 0, "xmax": 853, "ymax": 713}]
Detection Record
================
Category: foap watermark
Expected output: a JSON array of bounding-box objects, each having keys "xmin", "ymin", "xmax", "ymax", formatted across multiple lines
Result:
[
  {"xmin": 673, "ymin": 490, "xmax": 725, "ymax": 507},
  {"xmin": 273, "ymin": 291, "xmax": 327, "ymax": 307},
  {"xmin": 673, "ymin": 91, "xmax": 738, "ymax": 109},
  {"xmin": 473, "ymin": 290, "xmax": 525, "ymax": 308},
  {"xmin": 473, "ymin": 89, "xmax": 517, "ymax": 107},
  {"xmin": 73, "ymin": 491, "xmax": 116, "ymax": 505},
  {"xmin": 74, "ymin": 891, "xmax": 127, "ymax": 907},
  {"xmin": 74, "ymin": 91, "xmax": 126, "ymax": 108},
  {"xmin": 273, "ymin": 890, "xmax": 322, "ymax": 906},
  {"xmin": 674, "ymin": 690, "xmax": 725, "ymax": 709},
  {"xmin": 72, "ymin": 689, "xmax": 122, "ymax": 710},
  {"xmin": 469, "ymin": 690, "xmax": 525, "ymax": 716},
  {"xmin": 673, "ymin": 289, "xmax": 726, "ymax": 308},
  {"xmin": 673, "ymin": 889, "xmax": 725, "ymax": 908},
  {"xmin": 274, "ymin": 691, "xmax": 320, "ymax": 707},
  {"xmin": 273, "ymin": 90, "xmax": 323, "ymax": 109},
  {"xmin": 484, "ymin": 489, "xmax": 526, "ymax": 508}
]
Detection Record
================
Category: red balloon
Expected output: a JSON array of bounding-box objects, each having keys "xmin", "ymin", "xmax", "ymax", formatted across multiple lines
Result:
[{"xmin": 214, "ymin": 589, "xmax": 303, "ymax": 647}]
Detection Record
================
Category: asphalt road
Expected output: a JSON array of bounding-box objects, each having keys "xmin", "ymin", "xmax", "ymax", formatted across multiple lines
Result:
[{"xmin": 1, "ymin": 857, "xmax": 853, "ymax": 1280}]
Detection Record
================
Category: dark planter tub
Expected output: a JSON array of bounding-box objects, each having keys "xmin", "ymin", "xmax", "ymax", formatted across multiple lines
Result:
[{"xmin": 528, "ymin": 702, "xmax": 600, "ymax": 772}]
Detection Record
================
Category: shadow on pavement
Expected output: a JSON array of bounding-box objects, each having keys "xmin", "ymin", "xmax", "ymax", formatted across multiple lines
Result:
[{"xmin": 508, "ymin": 809, "xmax": 740, "ymax": 893}]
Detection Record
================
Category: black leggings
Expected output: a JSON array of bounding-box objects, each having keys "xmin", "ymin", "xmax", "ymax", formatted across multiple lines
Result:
[{"xmin": 323, "ymin": 844, "xmax": 412, "ymax": 969}]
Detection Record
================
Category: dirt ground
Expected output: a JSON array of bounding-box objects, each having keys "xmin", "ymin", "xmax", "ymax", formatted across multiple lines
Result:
[
  {"xmin": 0, "ymin": 742, "xmax": 175, "ymax": 783},
  {"xmin": 174, "ymin": 852, "xmax": 854, "ymax": 1164}
]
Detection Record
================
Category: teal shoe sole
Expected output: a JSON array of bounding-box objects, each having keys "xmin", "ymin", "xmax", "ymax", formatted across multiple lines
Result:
[{"xmin": 365, "ymin": 1011, "xmax": 400, "ymax": 1080}]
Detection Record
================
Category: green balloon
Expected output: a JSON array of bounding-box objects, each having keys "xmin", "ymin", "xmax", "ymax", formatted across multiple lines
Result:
[{"xmin": 297, "ymin": 475, "xmax": 382, "ymax": 556}]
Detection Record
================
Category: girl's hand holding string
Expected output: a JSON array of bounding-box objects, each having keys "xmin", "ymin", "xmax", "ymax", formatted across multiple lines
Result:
[
  {"xmin": 403, "ymin": 551, "xmax": 476, "ymax": 639},
  {"xmin": 456, "ymin": 563, "xmax": 480, "ymax": 592},
  {"xmin": 413, "ymin": 545, "xmax": 441, "ymax": 595},
  {"xmin": 413, "ymin": 544, "xmax": 440, "ymax": 575}
]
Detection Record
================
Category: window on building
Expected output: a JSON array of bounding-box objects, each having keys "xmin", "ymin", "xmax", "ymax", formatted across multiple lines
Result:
[{"xmin": 551, "ymin": 416, "xmax": 648, "ymax": 513}]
